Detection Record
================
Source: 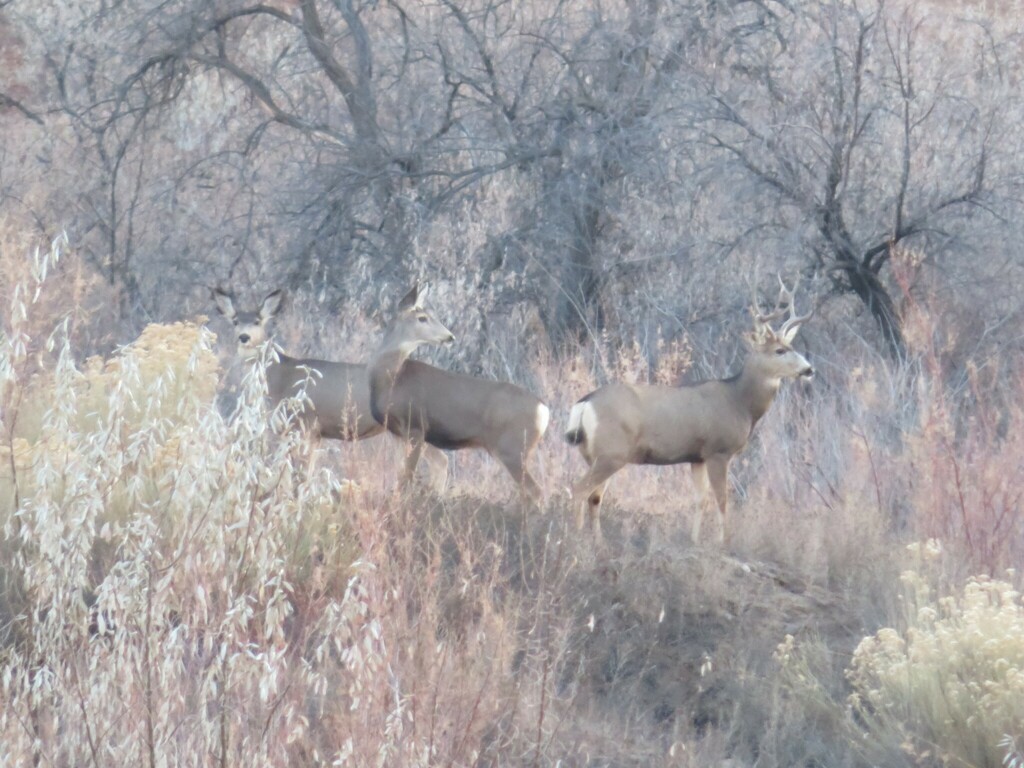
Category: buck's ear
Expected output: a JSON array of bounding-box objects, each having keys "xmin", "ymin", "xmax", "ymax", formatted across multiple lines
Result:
[
  {"xmin": 260, "ymin": 290, "xmax": 284, "ymax": 321},
  {"xmin": 213, "ymin": 288, "xmax": 236, "ymax": 320},
  {"xmin": 397, "ymin": 284, "xmax": 420, "ymax": 311},
  {"xmin": 744, "ymin": 326, "xmax": 774, "ymax": 350},
  {"xmin": 780, "ymin": 322, "xmax": 803, "ymax": 345}
]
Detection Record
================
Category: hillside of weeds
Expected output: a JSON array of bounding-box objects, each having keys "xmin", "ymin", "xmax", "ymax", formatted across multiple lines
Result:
[{"xmin": 2, "ymin": 238, "xmax": 1023, "ymax": 767}]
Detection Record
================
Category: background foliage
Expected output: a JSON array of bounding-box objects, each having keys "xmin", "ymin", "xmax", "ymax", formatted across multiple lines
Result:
[{"xmin": 2, "ymin": 1, "xmax": 1023, "ymax": 765}]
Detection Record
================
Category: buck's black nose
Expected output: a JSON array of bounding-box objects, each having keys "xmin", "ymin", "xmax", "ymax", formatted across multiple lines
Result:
[
  {"xmin": 800, "ymin": 365, "xmax": 814, "ymax": 378},
  {"xmin": 238, "ymin": 333, "xmax": 251, "ymax": 344}
]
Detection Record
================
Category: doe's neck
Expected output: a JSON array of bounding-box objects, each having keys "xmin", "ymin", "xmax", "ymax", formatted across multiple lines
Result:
[{"xmin": 371, "ymin": 331, "xmax": 422, "ymax": 379}]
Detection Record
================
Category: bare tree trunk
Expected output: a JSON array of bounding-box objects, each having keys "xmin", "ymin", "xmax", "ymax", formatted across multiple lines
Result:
[{"xmin": 841, "ymin": 259, "xmax": 905, "ymax": 360}]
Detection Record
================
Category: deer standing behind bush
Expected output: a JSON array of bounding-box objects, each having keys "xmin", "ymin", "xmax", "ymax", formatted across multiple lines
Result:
[
  {"xmin": 368, "ymin": 284, "xmax": 549, "ymax": 500},
  {"xmin": 566, "ymin": 277, "xmax": 814, "ymax": 544},
  {"xmin": 213, "ymin": 288, "xmax": 448, "ymax": 485}
]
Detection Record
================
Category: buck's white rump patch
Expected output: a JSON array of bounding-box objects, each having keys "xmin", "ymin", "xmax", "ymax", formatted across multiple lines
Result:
[{"xmin": 567, "ymin": 400, "xmax": 599, "ymax": 450}]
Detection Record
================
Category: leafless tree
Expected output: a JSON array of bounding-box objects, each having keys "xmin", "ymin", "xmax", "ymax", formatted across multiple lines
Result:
[
  {"xmin": 2, "ymin": 0, "xmax": 1022, "ymax": 363},
  {"xmin": 688, "ymin": 0, "xmax": 1015, "ymax": 358}
]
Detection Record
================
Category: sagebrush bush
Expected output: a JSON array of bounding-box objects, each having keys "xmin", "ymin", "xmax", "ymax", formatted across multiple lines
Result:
[{"xmin": 847, "ymin": 565, "xmax": 1024, "ymax": 768}]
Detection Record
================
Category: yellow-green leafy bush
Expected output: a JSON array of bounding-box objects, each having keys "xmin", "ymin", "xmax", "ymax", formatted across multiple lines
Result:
[{"xmin": 847, "ymin": 569, "xmax": 1024, "ymax": 767}]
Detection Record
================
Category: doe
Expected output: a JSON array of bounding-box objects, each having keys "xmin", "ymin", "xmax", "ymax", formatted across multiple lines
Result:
[
  {"xmin": 213, "ymin": 288, "xmax": 448, "ymax": 483},
  {"xmin": 368, "ymin": 284, "xmax": 549, "ymax": 500}
]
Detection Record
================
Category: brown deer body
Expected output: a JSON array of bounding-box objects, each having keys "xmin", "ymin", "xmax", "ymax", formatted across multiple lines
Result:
[
  {"xmin": 213, "ymin": 288, "xmax": 448, "ymax": 481},
  {"xmin": 566, "ymin": 278, "xmax": 813, "ymax": 544},
  {"xmin": 368, "ymin": 284, "xmax": 549, "ymax": 500}
]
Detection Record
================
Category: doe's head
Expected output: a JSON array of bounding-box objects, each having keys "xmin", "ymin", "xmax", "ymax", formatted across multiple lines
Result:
[
  {"xmin": 213, "ymin": 288, "xmax": 282, "ymax": 359},
  {"xmin": 385, "ymin": 283, "xmax": 455, "ymax": 354}
]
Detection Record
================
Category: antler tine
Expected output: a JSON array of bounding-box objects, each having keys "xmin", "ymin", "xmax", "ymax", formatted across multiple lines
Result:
[
  {"xmin": 745, "ymin": 265, "xmax": 772, "ymax": 323},
  {"xmin": 748, "ymin": 263, "xmax": 761, "ymax": 317},
  {"xmin": 778, "ymin": 274, "xmax": 813, "ymax": 338},
  {"xmin": 753, "ymin": 277, "xmax": 788, "ymax": 327}
]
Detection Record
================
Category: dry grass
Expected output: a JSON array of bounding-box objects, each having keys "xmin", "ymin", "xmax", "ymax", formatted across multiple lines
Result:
[{"xmin": 2, "ymin": 238, "xmax": 1023, "ymax": 766}]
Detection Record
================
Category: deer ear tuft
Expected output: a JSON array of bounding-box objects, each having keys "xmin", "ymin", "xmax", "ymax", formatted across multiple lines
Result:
[
  {"xmin": 397, "ymin": 284, "xmax": 420, "ymax": 311},
  {"xmin": 415, "ymin": 283, "xmax": 430, "ymax": 307},
  {"xmin": 260, "ymin": 290, "xmax": 284, "ymax": 321},
  {"xmin": 213, "ymin": 289, "xmax": 237, "ymax": 320},
  {"xmin": 781, "ymin": 323, "xmax": 802, "ymax": 345}
]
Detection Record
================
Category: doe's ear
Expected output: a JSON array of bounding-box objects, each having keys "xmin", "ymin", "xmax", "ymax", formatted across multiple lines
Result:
[
  {"xmin": 397, "ymin": 283, "xmax": 420, "ymax": 311},
  {"xmin": 213, "ymin": 288, "xmax": 236, "ymax": 321},
  {"xmin": 259, "ymin": 290, "xmax": 284, "ymax": 322}
]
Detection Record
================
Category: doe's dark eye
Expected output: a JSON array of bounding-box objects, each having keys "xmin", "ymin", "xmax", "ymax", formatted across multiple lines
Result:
[
  {"xmin": 418, "ymin": 316, "xmax": 428, "ymax": 323},
  {"xmin": 775, "ymin": 348, "xmax": 786, "ymax": 355}
]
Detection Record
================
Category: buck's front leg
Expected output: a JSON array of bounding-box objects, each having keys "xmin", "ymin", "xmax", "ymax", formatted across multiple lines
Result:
[
  {"xmin": 705, "ymin": 454, "xmax": 731, "ymax": 546},
  {"xmin": 690, "ymin": 462, "xmax": 710, "ymax": 545}
]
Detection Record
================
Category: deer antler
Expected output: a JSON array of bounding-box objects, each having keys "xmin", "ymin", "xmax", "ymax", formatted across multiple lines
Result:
[
  {"xmin": 777, "ymin": 275, "xmax": 813, "ymax": 342},
  {"xmin": 750, "ymin": 271, "xmax": 785, "ymax": 342},
  {"xmin": 750, "ymin": 273, "xmax": 813, "ymax": 343}
]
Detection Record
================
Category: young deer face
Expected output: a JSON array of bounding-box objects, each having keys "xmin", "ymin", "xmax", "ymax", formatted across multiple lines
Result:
[
  {"xmin": 213, "ymin": 289, "xmax": 282, "ymax": 360},
  {"xmin": 388, "ymin": 284, "xmax": 455, "ymax": 354}
]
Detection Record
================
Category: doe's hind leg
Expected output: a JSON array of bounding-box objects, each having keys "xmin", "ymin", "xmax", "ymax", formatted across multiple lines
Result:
[
  {"xmin": 492, "ymin": 431, "xmax": 546, "ymax": 503},
  {"xmin": 401, "ymin": 437, "xmax": 426, "ymax": 488},
  {"xmin": 420, "ymin": 445, "xmax": 449, "ymax": 492}
]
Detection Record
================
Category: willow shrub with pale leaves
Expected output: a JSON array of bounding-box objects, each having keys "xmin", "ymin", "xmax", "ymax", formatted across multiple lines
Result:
[{"xmin": 0, "ymin": 238, "xmax": 421, "ymax": 766}]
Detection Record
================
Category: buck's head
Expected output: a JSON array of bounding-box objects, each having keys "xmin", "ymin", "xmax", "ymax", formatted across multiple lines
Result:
[
  {"xmin": 213, "ymin": 288, "xmax": 282, "ymax": 360},
  {"xmin": 385, "ymin": 283, "xmax": 456, "ymax": 355},
  {"xmin": 745, "ymin": 276, "xmax": 814, "ymax": 381}
]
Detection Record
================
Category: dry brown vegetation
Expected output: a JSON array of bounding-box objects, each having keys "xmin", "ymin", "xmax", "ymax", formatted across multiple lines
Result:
[
  {"xmin": 2, "ymin": 0, "xmax": 1024, "ymax": 764},
  {"xmin": 1, "ymin": 234, "xmax": 1022, "ymax": 767}
]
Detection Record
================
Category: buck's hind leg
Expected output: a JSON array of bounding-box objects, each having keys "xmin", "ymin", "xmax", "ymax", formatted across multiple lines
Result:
[
  {"xmin": 571, "ymin": 458, "xmax": 624, "ymax": 542},
  {"xmin": 584, "ymin": 479, "xmax": 612, "ymax": 545}
]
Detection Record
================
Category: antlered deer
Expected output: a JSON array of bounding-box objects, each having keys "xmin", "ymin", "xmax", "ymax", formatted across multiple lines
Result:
[
  {"xmin": 213, "ymin": 288, "xmax": 448, "ymax": 483},
  {"xmin": 368, "ymin": 284, "xmax": 549, "ymax": 499},
  {"xmin": 566, "ymin": 277, "xmax": 813, "ymax": 544}
]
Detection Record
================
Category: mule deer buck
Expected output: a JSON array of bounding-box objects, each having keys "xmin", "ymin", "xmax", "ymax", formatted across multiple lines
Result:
[
  {"xmin": 213, "ymin": 288, "xmax": 448, "ymax": 485},
  {"xmin": 368, "ymin": 284, "xmax": 549, "ymax": 500},
  {"xmin": 565, "ymin": 277, "xmax": 813, "ymax": 545}
]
